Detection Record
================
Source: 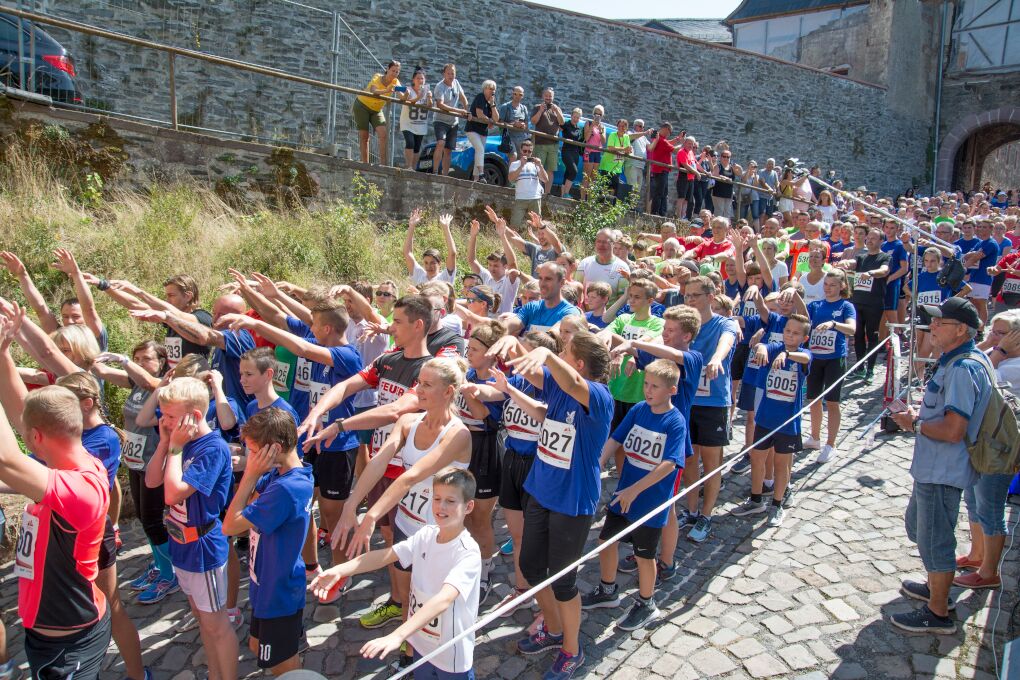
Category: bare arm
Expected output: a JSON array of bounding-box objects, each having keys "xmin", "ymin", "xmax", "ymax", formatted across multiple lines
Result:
[
  {"xmin": 440, "ymin": 213, "xmax": 458, "ymax": 275},
  {"xmin": 1, "ymin": 252, "xmax": 58, "ymax": 332},
  {"xmin": 52, "ymin": 249, "xmax": 104, "ymax": 340},
  {"xmin": 509, "ymin": 347, "xmax": 591, "ymax": 407},
  {"xmin": 0, "ymin": 400, "xmax": 50, "ymax": 502},
  {"xmin": 12, "ymin": 312, "xmax": 80, "ymax": 377},
  {"xmin": 467, "ymin": 220, "xmax": 483, "ymax": 275},
  {"xmin": 222, "ymin": 314, "xmax": 333, "ymax": 365},
  {"xmin": 404, "ymin": 209, "xmax": 422, "ymax": 275},
  {"xmin": 0, "ymin": 339, "xmax": 30, "ymax": 438}
]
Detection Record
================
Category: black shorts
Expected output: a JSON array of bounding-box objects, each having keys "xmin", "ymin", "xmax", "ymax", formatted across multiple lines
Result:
[
  {"xmin": 25, "ymin": 609, "xmax": 111, "ymax": 680},
  {"xmin": 737, "ymin": 380, "xmax": 758, "ymax": 412},
  {"xmin": 313, "ymin": 447, "xmax": 357, "ymax": 501},
  {"xmin": 498, "ymin": 447, "xmax": 535, "ymax": 512},
  {"xmin": 689, "ymin": 405, "xmax": 730, "ymax": 447},
  {"xmin": 468, "ymin": 430, "xmax": 502, "ymax": 500},
  {"xmin": 731, "ymin": 344, "xmax": 750, "ymax": 382},
  {"xmin": 806, "ymin": 356, "xmax": 846, "ymax": 402},
  {"xmin": 611, "ymin": 399, "xmax": 637, "ymax": 432},
  {"xmin": 402, "ymin": 130, "xmax": 424, "ymax": 153},
  {"xmin": 392, "ymin": 523, "xmax": 413, "ymax": 573},
  {"xmin": 98, "ymin": 516, "xmax": 117, "ymax": 570},
  {"xmin": 434, "ymin": 121, "xmax": 459, "ymax": 146},
  {"xmin": 675, "ymin": 175, "xmax": 694, "ymax": 202},
  {"xmin": 599, "ymin": 509, "xmax": 662, "ymax": 560},
  {"xmin": 250, "ymin": 609, "xmax": 305, "ymax": 669},
  {"xmin": 752, "ymin": 424, "xmax": 801, "ymax": 454}
]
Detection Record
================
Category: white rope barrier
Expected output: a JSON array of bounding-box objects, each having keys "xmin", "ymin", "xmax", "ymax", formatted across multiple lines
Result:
[{"xmin": 389, "ymin": 337, "xmax": 890, "ymax": 678}]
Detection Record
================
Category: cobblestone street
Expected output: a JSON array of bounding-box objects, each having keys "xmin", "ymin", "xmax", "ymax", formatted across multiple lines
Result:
[{"xmin": 2, "ymin": 368, "xmax": 1017, "ymax": 679}]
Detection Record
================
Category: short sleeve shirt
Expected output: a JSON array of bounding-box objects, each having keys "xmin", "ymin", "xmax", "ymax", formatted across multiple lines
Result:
[
  {"xmin": 513, "ymin": 299, "xmax": 580, "ymax": 333},
  {"xmin": 167, "ymin": 432, "xmax": 233, "ymax": 573},
  {"xmin": 433, "ymin": 80, "xmax": 465, "ymax": 126}
]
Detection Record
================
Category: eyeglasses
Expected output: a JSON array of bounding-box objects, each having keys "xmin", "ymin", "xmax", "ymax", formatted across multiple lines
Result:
[
  {"xmin": 722, "ymin": 154, "xmax": 731, "ymax": 158},
  {"xmin": 375, "ymin": 291, "xmax": 394, "ymax": 298},
  {"xmin": 465, "ymin": 296, "xmax": 480, "ymax": 302}
]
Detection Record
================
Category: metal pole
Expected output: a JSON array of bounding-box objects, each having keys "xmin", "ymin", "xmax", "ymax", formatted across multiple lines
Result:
[
  {"xmin": 28, "ymin": 14, "xmax": 34, "ymax": 91},
  {"xmin": 16, "ymin": 0, "xmax": 25, "ymax": 89},
  {"xmin": 903, "ymin": 234, "xmax": 922, "ymax": 406},
  {"xmin": 931, "ymin": 0, "xmax": 949, "ymax": 194},
  {"xmin": 326, "ymin": 11, "xmax": 338, "ymax": 150},
  {"xmin": 168, "ymin": 52, "xmax": 177, "ymax": 130}
]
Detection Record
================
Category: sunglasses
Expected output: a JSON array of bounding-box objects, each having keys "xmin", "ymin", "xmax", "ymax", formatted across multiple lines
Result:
[{"xmin": 375, "ymin": 291, "xmax": 394, "ymax": 298}]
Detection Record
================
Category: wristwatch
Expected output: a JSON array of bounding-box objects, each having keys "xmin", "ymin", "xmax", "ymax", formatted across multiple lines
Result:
[
  {"xmin": 336, "ymin": 418, "xmax": 346, "ymax": 433},
  {"xmin": 169, "ymin": 447, "xmax": 184, "ymax": 456},
  {"xmin": 912, "ymin": 418, "xmax": 921, "ymax": 434}
]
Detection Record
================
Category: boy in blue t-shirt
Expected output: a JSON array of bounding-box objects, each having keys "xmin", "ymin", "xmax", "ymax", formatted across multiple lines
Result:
[
  {"xmin": 240, "ymin": 347, "xmax": 301, "ymax": 424},
  {"xmin": 582, "ymin": 360, "xmax": 685, "ymax": 632},
  {"xmin": 149, "ymin": 376, "xmax": 237, "ymax": 680},
  {"xmin": 222, "ymin": 407, "xmax": 314, "ymax": 676},
  {"xmin": 731, "ymin": 314, "xmax": 812, "ymax": 528}
]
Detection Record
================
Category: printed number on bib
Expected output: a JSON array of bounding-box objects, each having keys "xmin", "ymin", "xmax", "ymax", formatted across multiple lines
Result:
[
  {"xmin": 768, "ymin": 331, "xmax": 785, "ymax": 344},
  {"xmin": 454, "ymin": 392, "xmax": 484, "ymax": 428},
  {"xmin": 537, "ymin": 419, "xmax": 576, "ymax": 469},
  {"xmin": 1002, "ymin": 278, "xmax": 1020, "ymax": 295},
  {"xmin": 248, "ymin": 529, "xmax": 260, "ymax": 584},
  {"xmin": 123, "ymin": 431, "xmax": 147, "ymax": 470},
  {"xmin": 855, "ymin": 274, "xmax": 874, "ymax": 292},
  {"xmin": 696, "ymin": 367, "xmax": 712, "ymax": 397},
  {"xmin": 294, "ymin": 358, "xmax": 312, "ymax": 391},
  {"xmin": 621, "ymin": 325, "xmax": 646, "ymax": 341},
  {"xmin": 272, "ymin": 361, "xmax": 291, "ymax": 391},
  {"xmin": 809, "ymin": 329, "xmax": 837, "ymax": 353},
  {"xmin": 503, "ymin": 401, "xmax": 540, "ymax": 441},
  {"xmin": 165, "ymin": 337, "xmax": 183, "ymax": 366},
  {"xmin": 14, "ymin": 510, "xmax": 38, "ymax": 580},
  {"xmin": 623, "ymin": 425, "xmax": 667, "ymax": 471},
  {"xmin": 407, "ymin": 106, "xmax": 428, "ymax": 122},
  {"xmin": 397, "ymin": 481, "xmax": 431, "ymax": 531},
  {"xmin": 308, "ymin": 382, "xmax": 330, "ymax": 424},
  {"xmin": 409, "ymin": 589, "xmax": 442, "ymax": 640},
  {"xmin": 916, "ymin": 290, "xmax": 942, "ymax": 306},
  {"xmin": 766, "ymin": 368, "xmax": 798, "ymax": 403},
  {"xmin": 740, "ymin": 300, "xmax": 757, "ymax": 317}
]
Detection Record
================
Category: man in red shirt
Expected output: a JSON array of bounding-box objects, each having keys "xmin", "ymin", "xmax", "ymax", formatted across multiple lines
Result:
[
  {"xmin": 647, "ymin": 123, "xmax": 685, "ymax": 216},
  {"xmin": 0, "ymin": 377, "xmax": 111, "ymax": 679},
  {"xmin": 675, "ymin": 136, "xmax": 702, "ymax": 221},
  {"xmin": 690, "ymin": 217, "xmax": 735, "ymax": 265}
]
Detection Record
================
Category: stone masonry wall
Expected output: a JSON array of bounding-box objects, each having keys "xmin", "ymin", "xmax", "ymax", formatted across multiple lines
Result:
[{"xmin": 27, "ymin": 0, "xmax": 932, "ymax": 194}]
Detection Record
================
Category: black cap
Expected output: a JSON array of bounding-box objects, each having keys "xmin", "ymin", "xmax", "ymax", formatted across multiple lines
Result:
[{"xmin": 920, "ymin": 297, "xmax": 981, "ymax": 330}]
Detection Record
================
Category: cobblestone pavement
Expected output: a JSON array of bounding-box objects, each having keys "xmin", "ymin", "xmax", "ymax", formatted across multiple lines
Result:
[{"xmin": 1, "ymin": 364, "xmax": 1018, "ymax": 679}]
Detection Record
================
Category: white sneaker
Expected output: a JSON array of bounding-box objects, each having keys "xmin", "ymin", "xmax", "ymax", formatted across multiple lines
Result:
[
  {"xmin": 817, "ymin": 444, "xmax": 837, "ymax": 463},
  {"xmin": 803, "ymin": 437, "xmax": 822, "ymax": 450},
  {"xmin": 227, "ymin": 607, "xmax": 244, "ymax": 630},
  {"xmin": 176, "ymin": 612, "xmax": 199, "ymax": 633}
]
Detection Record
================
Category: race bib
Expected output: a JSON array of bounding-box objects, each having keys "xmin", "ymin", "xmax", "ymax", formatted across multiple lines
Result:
[
  {"xmin": 765, "ymin": 368, "xmax": 798, "ymax": 403},
  {"xmin": 855, "ymin": 274, "xmax": 874, "ymax": 292},
  {"xmin": 123, "ymin": 431, "xmax": 147, "ymax": 470},
  {"xmin": 248, "ymin": 529, "xmax": 260, "ymax": 584},
  {"xmin": 454, "ymin": 392, "xmax": 485, "ymax": 428},
  {"xmin": 916, "ymin": 290, "xmax": 942, "ymax": 305},
  {"xmin": 696, "ymin": 367, "xmax": 711, "ymax": 397},
  {"xmin": 740, "ymin": 300, "xmax": 757, "ymax": 317},
  {"xmin": 308, "ymin": 381, "xmax": 330, "ymax": 424},
  {"xmin": 168, "ymin": 500, "xmax": 188, "ymax": 525},
  {"xmin": 165, "ymin": 337, "xmax": 183, "ymax": 367},
  {"xmin": 408, "ymin": 588, "xmax": 443, "ymax": 642},
  {"xmin": 621, "ymin": 324, "xmax": 646, "ymax": 341},
  {"xmin": 396, "ymin": 479, "xmax": 432, "ymax": 534},
  {"xmin": 294, "ymin": 358, "xmax": 312, "ymax": 392},
  {"xmin": 503, "ymin": 400, "xmax": 541, "ymax": 442},
  {"xmin": 14, "ymin": 510, "xmax": 39, "ymax": 580},
  {"xmin": 272, "ymin": 361, "xmax": 291, "ymax": 391},
  {"xmin": 768, "ymin": 331, "xmax": 785, "ymax": 344},
  {"xmin": 809, "ymin": 329, "xmax": 837, "ymax": 353},
  {"xmin": 622, "ymin": 424, "xmax": 668, "ymax": 471},
  {"xmin": 537, "ymin": 419, "xmax": 576, "ymax": 470},
  {"xmin": 1002, "ymin": 278, "xmax": 1020, "ymax": 295}
]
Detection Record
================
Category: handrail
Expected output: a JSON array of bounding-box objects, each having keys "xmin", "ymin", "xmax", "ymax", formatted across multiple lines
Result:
[{"xmin": 1, "ymin": 4, "xmax": 776, "ymax": 192}]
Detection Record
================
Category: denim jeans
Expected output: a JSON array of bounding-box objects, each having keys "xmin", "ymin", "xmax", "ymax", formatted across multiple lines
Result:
[
  {"xmin": 964, "ymin": 473, "xmax": 1014, "ymax": 536},
  {"xmin": 905, "ymin": 481, "xmax": 962, "ymax": 573}
]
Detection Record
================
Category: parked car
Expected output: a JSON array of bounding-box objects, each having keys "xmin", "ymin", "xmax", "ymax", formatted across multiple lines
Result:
[
  {"xmin": 415, "ymin": 119, "xmax": 627, "ymax": 198},
  {"xmin": 0, "ymin": 12, "xmax": 82, "ymax": 105}
]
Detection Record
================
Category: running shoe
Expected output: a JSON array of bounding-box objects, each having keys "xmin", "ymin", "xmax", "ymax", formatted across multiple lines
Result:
[
  {"xmin": 731, "ymin": 498, "xmax": 768, "ymax": 517},
  {"xmin": 227, "ymin": 607, "xmax": 244, "ymax": 630},
  {"xmin": 617, "ymin": 553, "xmax": 638, "ymax": 574},
  {"xmin": 517, "ymin": 624, "xmax": 563, "ymax": 655},
  {"xmin": 687, "ymin": 515, "xmax": 713, "ymax": 543},
  {"xmin": 137, "ymin": 576, "xmax": 180, "ymax": 605},
  {"xmin": 782, "ymin": 487, "xmax": 797, "ymax": 509},
  {"xmin": 731, "ymin": 454, "xmax": 752, "ymax": 474},
  {"xmin": 318, "ymin": 575, "xmax": 351, "ymax": 604},
  {"xmin": 477, "ymin": 579, "xmax": 493, "ymax": 614},
  {"xmin": 359, "ymin": 601, "xmax": 403, "ymax": 629},
  {"xmin": 317, "ymin": 528, "xmax": 330, "ymax": 549},
  {"xmin": 176, "ymin": 612, "xmax": 199, "ymax": 633},
  {"xmin": 889, "ymin": 606, "xmax": 956, "ymax": 635},
  {"xmin": 767, "ymin": 504, "xmax": 786, "ymax": 527},
  {"xmin": 803, "ymin": 436, "xmax": 822, "ymax": 450},
  {"xmin": 900, "ymin": 580, "xmax": 957, "ymax": 610},
  {"xmin": 617, "ymin": 599, "xmax": 662, "ymax": 631},
  {"xmin": 493, "ymin": 588, "xmax": 535, "ymax": 617},
  {"xmin": 543, "ymin": 647, "xmax": 584, "ymax": 679},
  {"xmin": 129, "ymin": 563, "xmax": 160, "ymax": 591},
  {"xmin": 580, "ymin": 583, "xmax": 620, "ymax": 610},
  {"xmin": 679, "ymin": 507, "xmax": 699, "ymax": 527},
  {"xmin": 500, "ymin": 538, "xmax": 514, "ymax": 556},
  {"xmin": 0, "ymin": 659, "xmax": 20, "ymax": 680},
  {"xmin": 114, "ymin": 527, "xmax": 123, "ymax": 550},
  {"xmin": 817, "ymin": 444, "xmax": 837, "ymax": 463},
  {"xmin": 656, "ymin": 560, "xmax": 677, "ymax": 585}
]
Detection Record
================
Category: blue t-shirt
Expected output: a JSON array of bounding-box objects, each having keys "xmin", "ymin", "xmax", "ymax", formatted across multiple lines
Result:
[
  {"xmin": 618, "ymin": 301, "xmax": 667, "ymax": 318},
  {"xmin": 206, "ymin": 397, "xmax": 245, "ymax": 443},
  {"xmin": 502, "ymin": 373, "xmax": 544, "ymax": 456},
  {"xmin": 168, "ymin": 431, "xmax": 233, "ymax": 572},
  {"xmin": 458, "ymin": 368, "xmax": 503, "ymax": 431},
  {"xmin": 242, "ymin": 464, "xmax": 314, "ymax": 618},
  {"xmin": 737, "ymin": 312, "xmax": 763, "ymax": 348},
  {"xmin": 314, "ymin": 345, "xmax": 364, "ymax": 452},
  {"xmin": 636, "ymin": 348, "xmax": 702, "ymax": 458},
  {"xmin": 914, "ymin": 270, "xmax": 953, "ymax": 306},
  {"xmin": 212, "ymin": 329, "xmax": 257, "ymax": 410},
  {"xmin": 584, "ymin": 311, "xmax": 608, "ymax": 330},
  {"xmin": 82, "ymin": 424, "xmax": 121, "ymax": 489},
  {"xmin": 753, "ymin": 342, "xmax": 812, "ymax": 436},
  {"xmin": 514, "ymin": 299, "xmax": 580, "ymax": 333},
  {"xmin": 880, "ymin": 239, "xmax": 909, "ymax": 293},
  {"xmin": 957, "ymin": 237, "xmax": 999, "ymax": 285},
  {"xmin": 609, "ymin": 402, "xmax": 685, "ymax": 528},
  {"xmin": 524, "ymin": 367, "xmax": 612, "ymax": 516},
  {"xmin": 690, "ymin": 314, "xmax": 739, "ymax": 407},
  {"xmin": 828, "ymin": 241, "xmax": 851, "ymax": 261},
  {"xmin": 281, "ymin": 316, "xmax": 317, "ymax": 420},
  {"xmin": 806, "ymin": 299, "xmax": 856, "ymax": 359},
  {"xmin": 244, "ymin": 396, "xmax": 300, "ymax": 424},
  {"xmin": 723, "ymin": 279, "xmax": 744, "ymax": 301}
]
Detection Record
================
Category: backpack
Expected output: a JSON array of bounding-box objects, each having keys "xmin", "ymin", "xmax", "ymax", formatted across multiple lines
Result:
[
  {"xmin": 938, "ymin": 256, "xmax": 966, "ymax": 292},
  {"xmin": 948, "ymin": 352, "xmax": 1020, "ymax": 475}
]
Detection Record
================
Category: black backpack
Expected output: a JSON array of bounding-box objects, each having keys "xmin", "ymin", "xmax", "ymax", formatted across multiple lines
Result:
[{"xmin": 938, "ymin": 256, "xmax": 966, "ymax": 291}]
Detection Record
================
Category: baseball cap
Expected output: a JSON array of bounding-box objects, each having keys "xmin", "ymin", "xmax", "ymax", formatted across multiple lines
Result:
[
  {"xmin": 676, "ymin": 260, "xmax": 700, "ymax": 277},
  {"xmin": 920, "ymin": 297, "xmax": 981, "ymax": 330}
]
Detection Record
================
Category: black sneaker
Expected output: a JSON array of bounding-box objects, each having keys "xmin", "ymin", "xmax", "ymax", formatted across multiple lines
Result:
[
  {"xmin": 890, "ymin": 605, "xmax": 957, "ymax": 635},
  {"xmin": 679, "ymin": 508, "xmax": 699, "ymax": 527},
  {"xmin": 581, "ymin": 583, "xmax": 621, "ymax": 610},
  {"xmin": 617, "ymin": 554, "xmax": 638, "ymax": 574},
  {"xmin": 731, "ymin": 455, "xmax": 752, "ymax": 474},
  {"xmin": 617, "ymin": 599, "xmax": 662, "ymax": 631},
  {"xmin": 781, "ymin": 487, "xmax": 796, "ymax": 509},
  {"xmin": 899, "ymin": 580, "xmax": 956, "ymax": 611},
  {"xmin": 655, "ymin": 560, "xmax": 677, "ymax": 585}
]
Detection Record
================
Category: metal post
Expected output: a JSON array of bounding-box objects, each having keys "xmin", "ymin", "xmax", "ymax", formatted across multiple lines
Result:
[
  {"xmin": 931, "ymin": 0, "xmax": 949, "ymax": 194},
  {"xmin": 326, "ymin": 11, "xmax": 339, "ymax": 150},
  {"xmin": 28, "ymin": 14, "xmax": 34, "ymax": 91},
  {"xmin": 16, "ymin": 0, "xmax": 25, "ymax": 89},
  {"xmin": 903, "ymin": 232, "xmax": 922, "ymax": 406},
  {"xmin": 168, "ymin": 52, "xmax": 178, "ymax": 130}
]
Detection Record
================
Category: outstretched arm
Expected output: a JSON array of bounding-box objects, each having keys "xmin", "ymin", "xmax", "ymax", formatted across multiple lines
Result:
[
  {"xmin": 404, "ymin": 208, "xmax": 422, "ymax": 275},
  {"xmin": 440, "ymin": 213, "xmax": 458, "ymax": 275},
  {"xmin": 52, "ymin": 249, "xmax": 104, "ymax": 341},
  {"xmin": 1, "ymin": 252, "xmax": 58, "ymax": 333},
  {"xmin": 467, "ymin": 220, "xmax": 483, "ymax": 275}
]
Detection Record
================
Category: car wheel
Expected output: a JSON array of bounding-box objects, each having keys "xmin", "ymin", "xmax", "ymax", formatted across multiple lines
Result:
[{"xmin": 484, "ymin": 160, "xmax": 507, "ymax": 187}]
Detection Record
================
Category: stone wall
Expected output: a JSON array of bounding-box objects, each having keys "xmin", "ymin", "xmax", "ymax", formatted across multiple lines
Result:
[
  {"xmin": 980, "ymin": 140, "xmax": 1020, "ymax": 194},
  {"xmin": 24, "ymin": 0, "xmax": 934, "ymax": 195}
]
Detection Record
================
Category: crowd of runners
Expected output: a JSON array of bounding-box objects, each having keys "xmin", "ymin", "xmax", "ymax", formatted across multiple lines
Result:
[{"xmin": 0, "ymin": 179, "xmax": 1017, "ymax": 679}]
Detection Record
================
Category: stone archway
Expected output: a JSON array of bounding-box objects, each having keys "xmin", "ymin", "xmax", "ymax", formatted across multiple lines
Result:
[{"xmin": 935, "ymin": 107, "xmax": 1020, "ymax": 191}]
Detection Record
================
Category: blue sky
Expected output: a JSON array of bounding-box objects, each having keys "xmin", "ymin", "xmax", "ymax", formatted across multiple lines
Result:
[{"xmin": 523, "ymin": 0, "xmax": 742, "ymax": 20}]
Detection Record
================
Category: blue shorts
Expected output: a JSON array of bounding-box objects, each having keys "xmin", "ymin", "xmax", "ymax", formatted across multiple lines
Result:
[
  {"xmin": 964, "ymin": 473, "xmax": 1014, "ymax": 536},
  {"xmin": 737, "ymin": 379, "xmax": 758, "ymax": 412},
  {"xmin": 905, "ymin": 481, "xmax": 961, "ymax": 573},
  {"xmin": 883, "ymin": 279, "xmax": 901, "ymax": 310},
  {"xmin": 411, "ymin": 651, "xmax": 476, "ymax": 679}
]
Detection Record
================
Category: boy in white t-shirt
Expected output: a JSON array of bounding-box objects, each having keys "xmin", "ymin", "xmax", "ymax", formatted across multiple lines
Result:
[{"xmin": 311, "ymin": 467, "xmax": 481, "ymax": 678}]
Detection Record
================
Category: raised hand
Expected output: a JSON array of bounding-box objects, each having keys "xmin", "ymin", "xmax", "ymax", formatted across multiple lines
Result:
[
  {"xmin": 408, "ymin": 207, "xmax": 425, "ymax": 229},
  {"xmin": 438, "ymin": 213, "xmax": 453, "ymax": 229},
  {"xmin": 484, "ymin": 205, "xmax": 499, "ymax": 224},
  {"xmin": 51, "ymin": 248, "xmax": 81, "ymax": 276},
  {"xmin": 0, "ymin": 251, "xmax": 26, "ymax": 277}
]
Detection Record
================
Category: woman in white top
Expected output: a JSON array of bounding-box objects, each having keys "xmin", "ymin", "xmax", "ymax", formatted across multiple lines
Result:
[
  {"xmin": 399, "ymin": 67, "xmax": 432, "ymax": 170},
  {"xmin": 795, "ymin": 249, "xmax": 829, "ymax": 304},
  {"xmin": 816, "ymin": 190, "xmax": 838, "ymax": 225}
]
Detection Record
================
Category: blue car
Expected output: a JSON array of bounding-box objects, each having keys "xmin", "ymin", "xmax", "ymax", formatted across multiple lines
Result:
[{"xmin": 415, "ymin": 120, "xmax": 627, "ymax": 198}]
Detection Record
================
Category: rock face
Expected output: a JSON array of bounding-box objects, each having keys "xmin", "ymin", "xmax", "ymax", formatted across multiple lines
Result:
[{"xmin": 33, "ymin": 0, "xmax": 933, "ymax": 194}]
